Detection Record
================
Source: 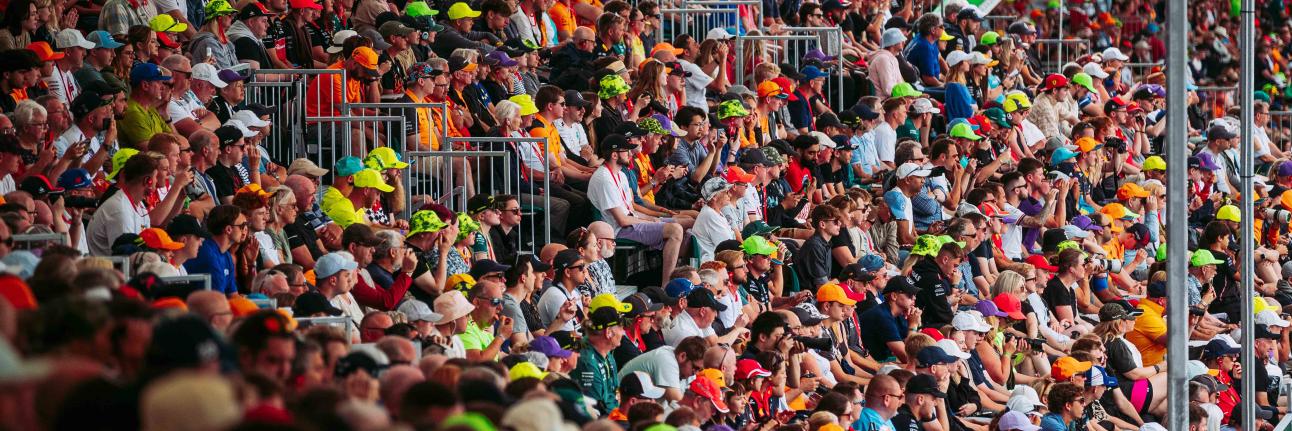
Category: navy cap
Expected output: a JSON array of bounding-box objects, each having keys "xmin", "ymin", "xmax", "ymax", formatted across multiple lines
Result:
[
  {"xmin": 685, "ymin": 287, "xmax": 728, "ymax": 312},
  {"xmin": 851, "ymin": 103, "xmax": 880, "ymax": 120},
  {"xmin": 129, "ymin": 62, "xmax": 172, "ymax": 86},
  {"xmin": 917, "ymin": 346, "xmax": 959, "ymax": 368},
  {"xmin": 166, "ymin": 214, "xmax": 210, "ymax": 239},
  {"xmin": 57, "ymin": 168, "xmax": 93, "ymax": 189},
  {"xmin": 882, "ymin": 275, "xmax": 920, "ymax": 296},
  {"xmin": 468, "ymin": 259, "xmax": 511, "ymax": 279},
  {"xmin": 1202, "ymin": 338, "xmax": 1241, "ymax": 359}
]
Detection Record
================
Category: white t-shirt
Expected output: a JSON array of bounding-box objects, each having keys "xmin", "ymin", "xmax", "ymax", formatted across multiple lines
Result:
[
  {"xmin": 618, "ymin": 346, "xmax": 682, "ymax": 389},
  {"xmin": 587, "ymin": 165, "xmax": 634, "ymax": 234},
  {"xmin": 153, "ymin": 0, "xmax": 182, "ymax": 13},
  {"xmin": 873, "ymin": 122, "xmax": 897, "ymax": 163},
  {"xmin": 680, "ymin": 60, "xmax": 714, "ymax": 112},
  {"xmin": 553, "ymin": 118, "xmax": 589, "ymax": 157},
  {"xmin": 86, "ymin": 190, "xmax": 150, "ymax": 256},
  {"xmin": 1019, "ymin": 119, "xmax": 1045, "ymax": 149},
  {"xmin": 329, "ymin": 291, "xmax": 365, "ymax": 341},
  {"xmin": 254, "ymin": 231, "xmax": 281, "ymax": 266},
  {"xmin": 740, "ymin": 185, "xmax": 764, "ymax": 220},
  {"xmin": 0, "ymin": 175, "xmax": 13, "ymax": 195},
  {"xmin": 53, "ymin": 124, "xmax": 105, "ymax": 164},
  {"xmin": 44, "ymin": 63, "xmax": 80, "ymax": 104},
  {"xmin": 1000, "ymin": 203, "xmax": 1026, "ymax": 260},
  {"xmin": 693, "ymin": 205, "xmax": 733, "ymax": 262},
  {"xmin": 537, "ymin": 283, "xmax": 582, "ymax": 332},
  {"xmin": 167, "ymin": 94, "xmax": 205, "ymax": 124},
  {"xmin": 664, "ymin": 310, "xmax": 715, "ymax": 346}
]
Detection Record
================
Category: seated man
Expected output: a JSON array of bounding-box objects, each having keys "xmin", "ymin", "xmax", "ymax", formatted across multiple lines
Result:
[{"xmin": 587, "ymin": 133, "xmax": 684, "ymax": 282}]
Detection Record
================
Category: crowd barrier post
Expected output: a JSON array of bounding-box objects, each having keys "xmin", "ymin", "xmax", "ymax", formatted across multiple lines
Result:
[
  {"xmin": 1194, "ymin": 86, "xmax": 1239, "ymax": 120},
  {"xmin": 247, "ymin": 68, "xmax": 347, "ymax": 163},
  {"xmin": 11, "ymin": 232, "xmax": 66, "ymax": 251},
  {"xmin": 303, "ymin": 115, "xmax": 407, "ymax": 181},
  {"xmin": 677, "ymin": 0, "xmax": 760, "ymax": 37},
  {"xmin": 295, "ymin": 316, "xmax": 356, "ymax": 344},
  {"xmin": 736, "ymin": 27, "xmax": 845, "ymax": 109}
]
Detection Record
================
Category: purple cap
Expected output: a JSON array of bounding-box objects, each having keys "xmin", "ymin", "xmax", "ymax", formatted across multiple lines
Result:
[
  {"xmin": 1071, "ymin": 215, "xmax": 1103, "ymax": 232},
  {"xmin": 218, "ymin": 69, "xmax": 247, "ymax": 83},
  {"xmin": 975, "ymin": 300, "xmax": 1009, "ymax": 318},
  {"xmin": 482, "ymin": 50, "xmax": 519, "ymax": 67},
  {"xmin": 1279, "ymin": 162, "xmax": 1292, "ymax": 177},
  {"xmin": 651, "ymin": 113, "xmax": 684, "ymax": 137},
  {"xmin": 805, "ymin": 48, "xmax": 837, "ymax": 63},
  {"xmin": 530, "ymin": 335, "xmax": 573, "ymax": 358},
  {"xmin": 1192, "ymin": 153, "xmax": 1221, "ymax": 171},
  {"xmin": 1143, "ymin": 84, "xmax": 1166, "ymax": 98}
]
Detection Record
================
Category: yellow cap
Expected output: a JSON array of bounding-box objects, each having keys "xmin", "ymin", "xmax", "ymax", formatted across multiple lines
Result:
[
  {"xmin": 589, "ymin": 293, "xmax": 633, "ymax": 313},
  {"xmin": 353, "ymin": 168, "xmax": 394, "ymax": 192},
  {"xmin": 1142, "ymin": 155, "xmax": 1166, "ymax": 171},
  {"xmin": 509, "ymin": 94, "xmax": 539, "ymax": 116},
  {"xmin": 698, "ymin": 368, "xmax": 726, "ymax": 388},
  {"xmin": 1216, "ymin": 204, "xmax": 1241, "ymax": 223},
  {"xmin": 107, "ymin": 148, "xmax": 141, "ymax": 181},
  {"xmin": 446, "ymin": 2, "xmax": 481, "ymax": 19},
  {"xmin": 510, "ymin": 362, "xmax": 549, "ymax": 381}
]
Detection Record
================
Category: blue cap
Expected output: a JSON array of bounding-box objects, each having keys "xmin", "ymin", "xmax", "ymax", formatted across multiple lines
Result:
[
  {"xmin": 858, "ymin": 254, "xmax": 885, "ymax": 272},
  {"xmin": 1085, "ymin": 365, "xmax": 1119, "ymax": 388},
  {"xmin": 1050, "ymin": 147, "xmax": 1080, "ymax": 165},
  {"xmin": 1203, "ymin": 338, "xmax": 1241, "ymax": 359},
  {"xmin": 334, "ymin": 156, "xmax": 364, "ymax": 177},
  {"xmin": 129, "ymin": 62, "xmax": 172, "ymax": 86},
  {"xmin": 799, "ymin": 65, "xmax": 830, "ymax": 81},
  {"xmin": 87, "ymin": 30, "xmax": 124, "ymax": 49},
  {"xmin": 665, "ymin": 278, "xmax": 697, "ymax": 299},
  {"xmin": 947, "ymin": 117, "xmax": 980, "ymax": 131},
  {"xmin": 57, "ymin": 168, "xmax": 93, "ymax": 189},
  {"xmin": 916, "ymin": 346, "xmax": 959, "ymax": 368},
  {"xmin": 315, "ymin": 252, "xmax": 359, "ymax": 279}
]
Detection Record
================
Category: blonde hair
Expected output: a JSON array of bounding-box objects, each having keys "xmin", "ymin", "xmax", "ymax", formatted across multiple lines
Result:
[
  {"xmin": 992, "ymin": 270, "xmax": 1026, "ymax": 297},
  {"xmin": 904, "ymin": 332, "xmax": 937, "ymax": 364},
  {"xmin": 268, "ymin": 186, "xmax": 297, "ymax": 226}
]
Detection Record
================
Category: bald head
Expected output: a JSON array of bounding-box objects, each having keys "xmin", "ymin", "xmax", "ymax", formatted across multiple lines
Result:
[
  {"xmin": 418, "ymin": 354, "xmax": 448, "ymax": 378},
  {"xmin": 588, "ymin": 221, "xmax": 614, "ymax": 241},
  {"xmin": 539, "ymin": 243, "xmax": 568, "ymax": 265},
  {"xmin": 186, "ymin": 290, "xmax": 232, "ymax": 331},
  {"xmin": 574, "ymin": 27, "xmax": 595, "ymax": 41},
  {"xmin": 380, "ymin": 364, "xmax": 426, "ymax": 418},
  {"xmin": 377, "ymin": 336, "xmax": 418, "ymax": 365}
]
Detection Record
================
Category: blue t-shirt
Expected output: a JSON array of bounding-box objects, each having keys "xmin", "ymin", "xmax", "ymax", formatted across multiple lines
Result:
[
  {"xmin": 857, "ymin": 303, "xmax": 908, "ymax": 362},
  {"xmin": 944, "ymin": 82, "xmax": 975, "ymax": 122},
  {"xmin": 184, "ymin": 239, "xmax": 237, "ymax": 295},
  {"xmin": 905, "ymin": 36, "xmax": 941, "ymax": 79},
  {"xmin": 852, "ymin": 407, "xmax": 896, "ymax": 431},
  {"xmin": 1039, "ymin": 412, "xmax": 1069, "ymax": 431}
]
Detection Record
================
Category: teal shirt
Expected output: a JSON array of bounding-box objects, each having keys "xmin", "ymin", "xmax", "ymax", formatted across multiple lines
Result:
[{"xmin": 573, "ymin": 345, "xmax": 619, "ymax": 411}]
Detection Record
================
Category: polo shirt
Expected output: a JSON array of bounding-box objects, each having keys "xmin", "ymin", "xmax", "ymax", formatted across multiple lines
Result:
[
  {"xmin": 120, "ymin": 98, "xmax": 173, "ymax": 146},
  {"xmin": 1126, "ymin": 299, "xmax": 1167, "ymax": 365},
  {"xmin": 573, "ymin": 345, "xmax": 619, "ymax": 411},
  {"xmin": 663, "ymin": 310, "xmax": 715, "ymax": 346},
  {"xmin": 905, "ymin": 36, "xmax": 941, "ymax": 79},
  {"xmin": 320, "ymin": 186, "xmax": 366, "ymax": 228},
  {"xmin": 459, "ymin": 319, "xmax": 497, "ymax": 359},
  {"xmin": 305, "ymin": 62, "xmax": 363, "ymax": 119},
  {"xmin": 85, "ymin": 188, "xmax": 150, "ymax": 256},
  {"xmin": 184, "ymin": 239, "xmax": 238, "ymax": 295},
  {"xmin": 856, "ymin": 303, "xmax": 908, "ymax": 362}
]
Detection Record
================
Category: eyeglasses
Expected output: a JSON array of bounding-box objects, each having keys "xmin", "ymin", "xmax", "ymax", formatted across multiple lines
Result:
[
  {"xmin": 231, "ymin": 223, "xmax": 248, "ymax": 230},
  {"xmin": 479, "ymin": 296, "xmax": 504, "ymax": 306},
  {"xmin": 567, "ymin": 265, "xmax": 586, "ymax": 272},
  {"xmin": 881, "ymin": 393, "xmax": 905, "ymax": 401},
  {"xmin": 178, "ymin": 147, "xmax": 193, "ymax": 153},
  {"xmin": 501, "ymin": 207, "xmax": 521, "ymax": 214}
]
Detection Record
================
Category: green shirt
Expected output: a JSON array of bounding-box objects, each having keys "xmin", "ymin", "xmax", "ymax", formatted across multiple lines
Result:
[
  {"xmin": 459, "ymin": 319, "xmax": 496, "ymax": 357},
  {"xmin": 119, "ymin": 99, "xmax": 172, "ymax": 147},
  {"xmin": 573, "ymin": 345, "xmax": 619, "ymax": 411}
]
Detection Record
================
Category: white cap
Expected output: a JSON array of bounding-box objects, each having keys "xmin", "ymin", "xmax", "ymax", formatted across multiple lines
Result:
[
  {"xmin": 224, "ymin": 119, "xmax": 258, "ymax": 137},
  {"xmin": 952, "ymin": 311, "xmax": 992, "ymax": 332},
  {"xmin": 54, "ymin": 29, "xmax": 95, "ymax": 50},
  {"xmin": 232, "ymin": 110, "xmax": 270, "ymax": 128},
  {"xmin": 1140, "ymin": 423, "xmax": 1168, "ymax": 431},
  {"xmin": 1062, "ymin": 225, "xmax": 1091, "ymax": 239},
  {"xmin": 809, "ymin": 131, "xmax": 835, "ymax": 149},
  {"xmin": 397, "ymin": 298, "xmax": 444, "ymax": 323},
  {"xmin": 895, "ymin": 162, "xmax": 932, "ymax": 179},
  {"xmin": 881, "ymin": 28, "xmax": 907, "ymax": 48},
  {"xmin": 626, "ymin": 371, "xmax": 667, "ymax": 398},
  {"xmin": 912, "ymin": 98, "xmax": 940, "ymax": 114},
  {"xmin": 970, "ymin": 51, "xmax": 994, "ymax": 65},
  {"xmin": 1256, "ymin": 309, "xmax": 1291, "ymax": 328},
  {"xmin": 328, "ymin": 30, "xmax": 359, "ymax": 54},
  {"xmin": 934, "ymin": 339, "xmax": 971, "ymax": 360},
  {"xmin": 1083, "ymin": 62, "xmax": 1110, "ymax": 79},
  {"xmin": 191, "ymin": 63, "xmax": 228, "ymax": 88},
  {"xmin": 1101, "ymin": 47, "xmax": 1130, "ymax": 61},
  {"xmin": 706, "ymin": 27, "xmax": 733, "ymax": 41},
  {"xmin": 946, "ymin": 50, "xmax": 972, "ymax": 68},
  {"xmin": 1007, "ymin": 385, "xmax": 1045, "ymax": 414},
  {"xmin": 998, "ymin": 411, "xmax": 1041, "ymax": 431},
  {"xmin": 1212, "ymin": 333, "xmax": 1241, "ymax": 349}
]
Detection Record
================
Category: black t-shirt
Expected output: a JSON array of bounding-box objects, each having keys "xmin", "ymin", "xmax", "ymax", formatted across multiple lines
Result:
[
  {"xmin": 911, "ymin": 259, "xmax": 953, "ymax": 327},
  {"xmin": 283, "ymin": 218, "xmax": 323, "ymax": 260},
  {"xmin": 233, "ymin": 36, "xmax": 272, "ymax": 69},
  {"xmin": 1105, "ymin": 337, "xmax": 1139, "ymax": 380},
  {"xmin": 828, "ymin": 233, "xmax": 856, "ymax": 279},
  {"xmin": 1255, "ymin": 359, "xmax": 1283, "ymax": 404},
  {"xmin": 1043, "ymin": 277, "xmax": 1077, "ymax": 317},
  {"xmin": 379, "ymin": 51, "xmax": 407, "ymax": 96},
  {"xmin": 205, "ymin": 163, "xmax": 242, "ymax": 201},
  {"xmin": 890, "ymin": 406, "xmax": 922, "ymax": 431},
  {"xmin": 408, "ymin": 244, "xmax": 439, "ymax": 304}
]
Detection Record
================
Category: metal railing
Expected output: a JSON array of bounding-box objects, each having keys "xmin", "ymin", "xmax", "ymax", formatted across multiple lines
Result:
[
  {"xmin": 734, "ymin": 26, "xmax": 845, "ymax": 108},
  {"xmin": 658, "ymin": 6, "xmax": 742, "ymax": 46},
  {"xmin": 1124, "ymin": 62, "xmax": 1163, "ymax": 82},
  {"xmin": 1033, "ymin": 39, "xmax": 1092, "ymax": 75},
  {"xmin": 11, "ymin": 232, "xmax": 66, "ymax": 251},
  {"xmin": 1267, "ymin": 111, "xmax": 1292, "ymax": 153},
  {"xmin": 1195, "ymin": 86, "xmax": 1238, "ymax": 120},
  {"xmin": 295, "ymin": 316, "xmax": 356, "ymax": 344},
  {"xmin": 247, "ymin": 69, "xmax": 347, "ymax": 164}
]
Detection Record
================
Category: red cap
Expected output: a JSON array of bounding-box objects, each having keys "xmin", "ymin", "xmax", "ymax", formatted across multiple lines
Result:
[
  {"xmin": 992, "ymin": 293, "xmax": 1026, "ymax": 320},
  {"xmin": 1040, "ymin": 73, "xmax": 1069, "ymax": 91},
  {"xmin": 26, "ymin": 41, "xmax": 64, "ymax": 62},
  {"xmin": 689, "ymin": 375, "xmax": 730, "ymax": 413},
  {"xmin": 919, "ymin": 327, "xmax": 946, "ymax": 341},
  {"xmin": 969, "ymin": 115, "xmax": 993, "ymax": 134},
  {"xmin": 288, "ymin": 0, "xmax": 323, "ymax": 9},
  {"xmin": 735, "ymin": 358, "xmax": 772, "ymax": 380},
  {"xmin": 771, "ymin": 77, "xmax": 799, "ymax": 101},
  {"xmin": 157, "ymin": 32, "xmax": 181, "ymax": 49},
  {"xmin": 841, "ymin": 284, "xmax": 867, "ymax": 303},
  {"xmin": 722, "ymin": 166, "xmax": 755, "ymax": 184},
  {"xmin": 1024, "ymin": 254, "xmax": 1058, "ymax": 273},
  {"xmin": 0, "ymin": 274, "xmax": 35, "ymax": 310}
]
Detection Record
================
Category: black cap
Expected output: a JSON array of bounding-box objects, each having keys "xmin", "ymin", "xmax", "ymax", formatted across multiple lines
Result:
[
  {"xmin": 247, "ymin": 103, "xmax": 275, "ymax": 117},
  {"xmin": 738, "ymin": 149, "xmax": 776, "ymax": 167},
  {"xmin": 853, "ymin": 103, "xmax": 881, "ymax": 120},
  {"xmin": 1098, "ymin": 302, "xmax": 1142, "ymax": 321},
  {"xmin": 214, "ymin": 125, "xmax": 243, "ymax": 148},
  {"xmin": 1187, "ymin": 156, "xmax": 1204, "ymax": 170},
  {"xmin": 1041, "ymin": 228, "xmax": 1069, "ymax": 253},
  {"xmin": 956, "ymin": 7, "xmax": 983, "ymax": 21},
  {"xmin": 685, "ymin": 288, "xmax": 729, "ymax": 312},
  {"xmin": 789, "ymin": 302, "xmax": 827, "ymax": 326},
  {"xmin": 816, "ymin": 112, "xmax": 845, "ymax": 130},
  {"xmin": 600, "ymin": 134, "xmax": 638, "ymax": 153},
  {"xmin": 642, "ymin": 285, "xmax": 674, "ymax": 306},
  {"xmin": 334, "ymin": 351, "xmax": 386, "ymax": 378},
  {"xmin": 831, "ymin": 135, "xmax": 854, "ymax": 151},
  {"xmin": 1147, "ymin": 281, "xmax": 1167, "ymax": 298},
  {"xmin": 166, "ymin": 214, "xmax": 210, "ymax": 239},
  {"xmin": 624, "ymin": 293, "xmax": 663, "ymax": 318},
  {"xmin": 70, "ymin": 89, "xmax": 112, "ymax": 119},
  {"xmin": 146, "ymin": 314, "xmax": 230, "ymax": 371},
  {"xmin": 469, "ymin": 259, "xmax": 512, "ymax": 279},
  {"xmin": 586, "ymin": 307, "xmax": 624, "ymax": 330},
  {"xmin": 1007, "ymin": 21, "xmax": 1036, "ymax": 35},
  {"xmin": 906, "ymin": 374, "xmax": 947, "ymax": 398},
  {"xmin": 715, "ymin": 239, "xmax": 744, "ymax": 254},
  {"xmin": 882, "ymin": 276, "xmax": 920, "ymax": 296},
  {"xmin": 620, "ymin": 371, "xmax": 662, "ymax": 399},
  {"xmin": 564, "ymin": 89, "xmax": 590, "ymax": 108},
  {"xmin": 884, "ymin": 16, "xmax": 910, "ymax": 30},
  {"xmin": 294, "ymin": 291, "xmax": 344, "ymax": 316},
  {"xmin": 916, "ymin": 346, "xmax": 959, "ymax": 368},
  {"xmin": 553, "ymin": 249, "xmax": 584, "ymax": 272},
  {"xmin": 550, "ymin": 330, "xmax": 580, "ymax": 350},
  {"xmin": 19, "ymin": 175, "xmax": 62, "ymax": 198},
  {"xmin": 341, "ymin": 223, "xmax": 382, "ymax": 247},
  {"xmin": 515, "ymin": 253, "xmax": 551, "ymax": 272},
  {"xmin": 821, "ymin": 0, "xmax": 846, "ymax": 11},
  {"xmin": 615, "ymin": 123, "xmax": 648, "ymax": 140},
  {"xmin": 1125, "ymin": 223, "xmax": 1151, "ymax": 249},
  {"xmin": 1208, "ymin": 124, "xmax": 1237, "ymax": 140},
  {"xmin": 839, "ymin": 263, "xmax": 872, "ymax": 282},
  {"xmin": 466, "ymin": 193, "xmax": 498, "ymax": 215},
  {"xmin": 237, "ymin": 1, "xmax": 272, "ymax": 20},
  {"xmin": 1255, "ymin": 324, "xmax": 1282, "ymax": 340}
]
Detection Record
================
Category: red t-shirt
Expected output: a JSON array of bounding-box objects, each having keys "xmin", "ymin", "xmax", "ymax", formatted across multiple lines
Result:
[{"xmin": 786, "ymin": 158, "xmax": 812, "ymax": 193}]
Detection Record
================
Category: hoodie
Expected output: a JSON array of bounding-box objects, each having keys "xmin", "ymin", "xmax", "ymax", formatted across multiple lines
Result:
[
  {"xmin": 190, "ymin": 31, "xmax": 240, "ymax": 70},
  {"xmin": 226, "ymin": 21, "xmax": 271, "ymax": 68}
]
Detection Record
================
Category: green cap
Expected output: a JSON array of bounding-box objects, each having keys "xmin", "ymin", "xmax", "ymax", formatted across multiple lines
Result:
[
  {"xmin": 598, "ymin": 74, "xmax": 631, "ymax": 99},
  {"xmin": 334, "ymin": 156, "xmax": 364, "ymax": 177},
  {"xmin": 911, "ymin": 235, "xmax": 942, "ymax": 257},
  {"xmin": 407, "ymin": 210, "xmax": 448, "ymax": 238},
  {"xmin": 890, "ymin": 82, "xmax": 924, "ymax": 99},
  {"xmin": 716, "ymin": 99, "xmax": 751, "ymax": 120},
  {"xmin": 204, "ymin": 0, "xmax": 237, "ymax": 17},
  {"xmin": 1056, "ymin": 240, "xmax": 1085, "ymax": 257},
  {"xmin": 980, "ymin": 31, "xmax": 1000, "ymax": 46},
  {"xmin": 405, "ymin": 1, "xmax": 439, "ymax": 17},
  {"xmin": 638, "ymin": 117, "xmax": 668, "ymax": 135},
  {"xmin": 440, "ymin": 413, "xmax": 497, "ymax": 431},
  {"xmin": 456, "ymin": 212, "xmax": 480, "ymax": 241},
  {"xmin": 741, "ymin": 221, "xmax": 777, "ymax": 238},
  {"xmin": 935, "ymin": 235, "xmax": 966, "ymax": 250},
  {"xmin": 1190, "ymin": 249, "xmax": 1225, "ymax": 267},
  {"xmin": 741, "ymin": 235, "xmax": 777, "ymax": 256},
  {"xmin": 1071, "ymin": 73, "xmax": 1097, "ymax": 93},
  {"xmin": 983, "ymin": 107, "xmax": 1011, "ymax": 127},
  {"xmin": 761, "ymin": 147, "xmax": 785, "ymax": 164},
  {"xmin": 948, "ymin": 123, "xmax": 982, "ymax": 140},
  {"xmin": 107, "ymin": 148, "xmax": 141, "ymax": 181}
]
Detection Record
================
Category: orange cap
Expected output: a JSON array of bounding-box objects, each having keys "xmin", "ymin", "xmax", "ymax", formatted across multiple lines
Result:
[
  {"xmin": 138, "ymin": 228, "xmax": 184, "ymax": 251},
  {"xmin": 1075, "ymin": 136, "xmax": 1101, "ymax": 152},
  {"xmin": 650, "ymin": 42, "xmax": 684, "ymax": 57},
  {"xmin": 816, "ymin": 282, "xmax": 858, "ymax": 306},
  {"xmin": 722, "ymin": 166, "xmax": 755, "ymax": 184},
  {"xmin": 27, "ymin": 41, "xmax": 64, "ymax": 62},
  {"xmin": 152, "ymin": 297, "xmax": 189, "ymax": 311},
  {"xmin": 1116, "ymin": 182, "xmax": 1150, "ymax": 201},
  {"xmin": 1051, "ymin": 356, "xmax": 1093, "ymax": 382},
  {"xmin": 351, "ymin": 46, "xmax": 379, "ymax": 70},
  {"xmin": 228, "ymin": 296, "xmax": 259, "ymax": 317},
  {"xmin": 756, "ymin": 81, "xmax": 786, "ymax": 98},
  {"xmin": 0, "ymin": 274, "xmax": 35, "ymax": 310}
]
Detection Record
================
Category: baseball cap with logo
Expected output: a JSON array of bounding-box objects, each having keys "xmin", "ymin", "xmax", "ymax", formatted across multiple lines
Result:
[
  {"xmin": 896, "ymin": 162, "xmax": 932, "ymax": 179},
  {"xmin": 688, "ymin": 376, "xmax": 730, "ymax": 413},
  {"xmin": 1051, "ymin": 356, "xmax": 1094, "ymax": 382},
  {"xmin": 54, "ymin": 29, "xmax": 95, "ymax": 50},
  {"xmin": 816, "ymin": 283, "xmax": 857, "ymax": 305},
  {"xmin": 353, "ymin": 169, "xmax": 394, "ymax": 192}
]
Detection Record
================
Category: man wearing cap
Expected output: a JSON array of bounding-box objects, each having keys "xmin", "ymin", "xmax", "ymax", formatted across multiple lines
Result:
[
  {"xmin": 590, "ymin": 133, "xmax": 685, "ymax": 281},
  {"xmin": 608, "ymin": 371, "xmax": 667, "ymax": 424},
  {"xmin": 858, "ymin": 276, "xmax": 922, "ymax": 363},
  {"xmin": 679, "ymin": 375, "xmax": 729, "ymax": 425},
  {"xmin": 48, "ymin": 29, "xmax": 95, "ymax": 105},
  {"xmin": 204, "ymin": 125, "xmax": 250, "ymax": 204},
  {"xmin": 181, "ymin": 205, "xmax": 246, "ymax": 295},
  {"xmin": 889, "ymin": 374, "xmax": 948, "ymax": 431},
  {"xmin": 53, "ymin": 89, "xmax": 116, "ymax": 169},
  {"xmin": 666, "ymin": 285, "xmax": 747, "ymax": 347},
  {"xmin": 1198, "ymin": 123, "xmax": 1240, "ymax": 194},
  {"xmin": 169, "ymin": 62, "xmax": 226, "ymax": 137},
  {"xmin": 1188, "ymin": 249, "xmax": 1224, "ymax": 308},
  {"xmin": 573, "ymin": 306, "xmax": 624, "ymax": 411},
  {"xmin": 1252, "ymin": 324, "xmax": 1287, "ymax": 418},
  {"xmin": 304, "ymin": 46, "xmax": 381, "ymax": 143},
  {"xmin": 312, "ymin": 251, "xmax": 363, "ymax": 331},
  {"xmin": 120, "ymin": 63, "xmax": 175, "ymax": 146},
  {"xmin": 788, "ymin": 65, "xmax": 829, "ymax": 133}
]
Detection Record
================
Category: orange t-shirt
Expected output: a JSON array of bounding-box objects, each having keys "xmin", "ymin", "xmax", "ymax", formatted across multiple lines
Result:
[
  {"xmin": 305, "ymin": 62, "xmax": 363, "ymax": 119},
  {"xmin": 548, "ymin": 1, "xmax": 576, "ymax": 41}
]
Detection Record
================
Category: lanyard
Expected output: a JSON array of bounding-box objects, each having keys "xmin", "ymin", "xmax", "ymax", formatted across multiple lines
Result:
[{"xmin": 603, "ymin": 165, "xmax": 633, "ymax": 215}]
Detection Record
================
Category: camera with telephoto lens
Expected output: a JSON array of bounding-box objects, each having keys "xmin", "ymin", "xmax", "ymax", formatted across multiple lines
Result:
[
  {"xmin": 64, "ymin": 196, "xmax": 98, "ymax": 209},
  {"xmin": 1104, "ymin": 137, "xmax": 1127, "ymax": 153},
  {"xmin": 793, "ymin": 335, "xmax": 835, "ymax": 351},
  {"xmin": 1088, "ymin": 257, "xmax": 1123, "ymax": 274},
  {"xmin": 1265, "ymin": 208, "xmax": 1292, "ymax": 224}
]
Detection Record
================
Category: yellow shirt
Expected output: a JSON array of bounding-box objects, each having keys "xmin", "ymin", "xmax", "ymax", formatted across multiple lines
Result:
[
  {"xmin": 120, "ymin": 99, "xmax": 174, "ymax": 147},
  {"xmin": 320, "ymin": 186, "xmax": 367, "ymax": 228},
  {"xmin": 1126, "ymin": 299, "xmax": 1167, "ymax": 366}
]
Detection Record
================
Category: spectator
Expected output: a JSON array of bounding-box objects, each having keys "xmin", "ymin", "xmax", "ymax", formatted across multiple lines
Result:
[{"xmin": 183, "ymin": 204, "xmax": 245, "ymax": 295}]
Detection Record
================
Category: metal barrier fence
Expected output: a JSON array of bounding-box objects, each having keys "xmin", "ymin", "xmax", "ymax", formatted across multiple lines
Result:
[
  {"xmin": 1033, "ymin": 39, "xmax": 1092, "ymax": 75},
  {"xmin": 304, "ymin": 115, "xmax": 408, "ymax": 181},
  {"xmin": 657, "ymin": 6, "xmax": 741, "ymax": 48},
  {"xmin": 1124, "ymin": 62, "xmax": 1163, "ymax": 81},
  {"xmin": 246, "ymin": 69, "xmax": 347, "ymax": 164},
  {"xmin": 734, "ymin": 26, "xmax": 845, "ymax": 108},
  {"xmin": 12, "ymin": 232, "xmax": 65, "ymax": 251},
  {"xmin": 1268, "ymin": 111, "xmax": 1292, "ymax": 152},
  {"xmin": 1195, "ymin": 86, "xmax": 1238, "ymax": 120}
]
